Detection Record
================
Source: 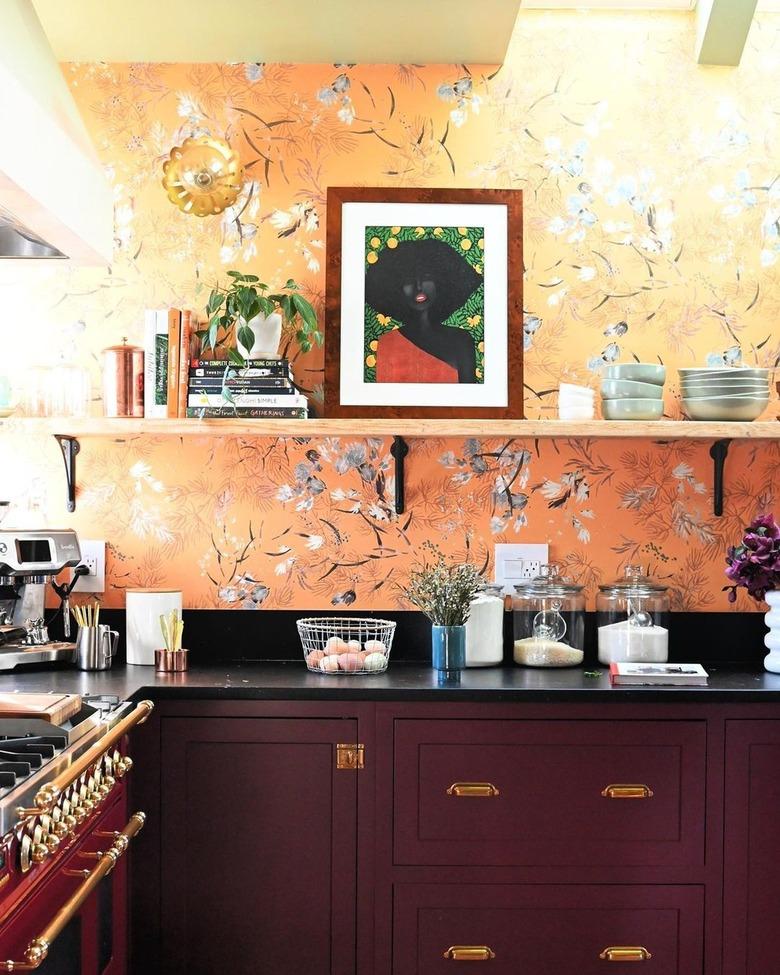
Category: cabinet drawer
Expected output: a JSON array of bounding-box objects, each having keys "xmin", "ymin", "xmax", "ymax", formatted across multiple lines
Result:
[
  {"xmin": 393, "ymin": 884, "xmax": 703, "ymax": 975},
  {"xmin": 394, "ymin": 719, "xmax": 705, "ymax": 866}
]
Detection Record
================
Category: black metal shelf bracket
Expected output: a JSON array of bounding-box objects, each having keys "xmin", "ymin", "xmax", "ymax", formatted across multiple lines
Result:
[
  {"xmin": 54, "ymin": 435, "xmax": 80, "ymax": 513},
  {"xmin": 390, "ymin": 436, "xmax": 410, "ymax": 515},
  {"xmin": 709, "ymin": 438, "xmax": 731, "ymax": 518}
]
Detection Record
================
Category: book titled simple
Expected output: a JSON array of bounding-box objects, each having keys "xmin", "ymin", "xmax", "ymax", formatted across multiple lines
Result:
[{"xmin": 609, "ymin": 662, "xmax": 709, "ymax": 686}]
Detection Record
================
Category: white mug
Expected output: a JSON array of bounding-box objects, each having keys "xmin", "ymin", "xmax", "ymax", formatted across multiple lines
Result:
[{"xmin": 126, "ymin": 589, "xmax": 182, "ymax": 666}]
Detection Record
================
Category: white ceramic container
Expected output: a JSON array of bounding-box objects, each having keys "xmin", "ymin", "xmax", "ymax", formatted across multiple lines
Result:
[
  {"xmin": 126, "ymin": 589, "xmax": 182, "ymax": 665},
  {"xmin": 764, "ymin": 591, "xmax": 780, "ymax": 674}
]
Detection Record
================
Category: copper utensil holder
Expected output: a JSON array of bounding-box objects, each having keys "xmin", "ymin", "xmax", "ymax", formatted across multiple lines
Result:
[{"xmin": 154, "ymin": 648, "xmax": 189, "ymax": 673}]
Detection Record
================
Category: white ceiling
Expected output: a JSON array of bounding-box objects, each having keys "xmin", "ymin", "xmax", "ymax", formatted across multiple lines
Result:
[{"xmin": 31, "ymin": 0, "xmax": 522, "ymax": 64}]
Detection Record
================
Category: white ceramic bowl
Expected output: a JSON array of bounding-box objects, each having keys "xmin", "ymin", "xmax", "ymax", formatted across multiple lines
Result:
[{"xmin": 602, "ymin": 398, "xmax": 664, "ymax": 420}]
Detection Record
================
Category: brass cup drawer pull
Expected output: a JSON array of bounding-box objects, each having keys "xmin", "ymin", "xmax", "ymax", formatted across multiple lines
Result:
[
  {"xmin": 601, "ymin": 784, "xmax": 654, "ymax": 800},
  {"xmin": 2, "ymin": 812, "xmax": 145, "ymax": 971},
  {"xmin": 600, "ymin": 946, "xmax": 652, "ymax": 962},
  {"xmin": 443, "ymin": 945, "xmax": 496, "ymax": 961},
  {"xmin": 446, "ymin": 782, "xmax": 500, "ymax": 798}
]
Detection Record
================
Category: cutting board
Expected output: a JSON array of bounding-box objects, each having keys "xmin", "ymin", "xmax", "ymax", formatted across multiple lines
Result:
[{"xmin": 0, "ymin": 693, "xmax": 82, "ymax": 725}]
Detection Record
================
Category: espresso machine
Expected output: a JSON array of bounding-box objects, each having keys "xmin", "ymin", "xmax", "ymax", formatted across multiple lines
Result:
[{"xmin": 0, "ymin": 528, "xmax": 83, "ymax": 670}]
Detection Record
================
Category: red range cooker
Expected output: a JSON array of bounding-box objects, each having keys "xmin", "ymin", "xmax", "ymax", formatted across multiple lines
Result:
[{"xmin": 0, "ymin": 697, "xmax": 152, "ymax": 973}]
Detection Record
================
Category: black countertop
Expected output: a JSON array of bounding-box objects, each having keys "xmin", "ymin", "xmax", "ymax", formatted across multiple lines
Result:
[{"xmin": 1, "ymin": 661, "xmax": 779, "ymax": 703}]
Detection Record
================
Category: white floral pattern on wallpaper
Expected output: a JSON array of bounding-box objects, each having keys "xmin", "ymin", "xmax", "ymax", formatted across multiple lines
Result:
[{"xmin": 0, "ymin": 11, "xmax": 779, "ymax": 610}]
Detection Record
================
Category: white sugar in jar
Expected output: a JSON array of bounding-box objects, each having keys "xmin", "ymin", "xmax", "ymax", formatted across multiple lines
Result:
[{"xmin": 465, "ymin": 586, "xmax": 505, "ymax": 666}]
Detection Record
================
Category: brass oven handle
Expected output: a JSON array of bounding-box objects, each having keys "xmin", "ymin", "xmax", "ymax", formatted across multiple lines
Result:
[
  {"xmin": 16, "ymin": 701, "xmax": 153, "ymax": 822},
  {"xmin": 443, "ymin": 945, "xmax": 496, "ymax": 961},
  {"xmin": 446, "ymin": 782, "xmax": 500, "ymax": 798},
  {"xmin": 600, "ymin": 946, "xmax": 652, "ymax": 962},
  {"xmin": 601, "ymin": 784, "xmax": 654, "ymax": 800},
  {"xmin": 3, "ymin": 812, "xmax": 145, "ymax": 971}
]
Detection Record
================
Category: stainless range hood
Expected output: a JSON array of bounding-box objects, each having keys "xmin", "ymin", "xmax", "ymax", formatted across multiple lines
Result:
[
  {"xmin": 0, "ymin": 1, "xmax": 112, "ymax": 264},
  {"xmin": 0, "ymin": 204, "xmax": 66, "ymax": 259}
]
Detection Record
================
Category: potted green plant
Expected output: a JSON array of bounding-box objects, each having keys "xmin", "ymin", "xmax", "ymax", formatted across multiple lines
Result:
[
  {"xmin": 202, "ymin": 272, "xmax": 321, "ymax": 363},
  {"xmin": 402, "ymin": 547, "xmax": 482, "ymax": 683}
]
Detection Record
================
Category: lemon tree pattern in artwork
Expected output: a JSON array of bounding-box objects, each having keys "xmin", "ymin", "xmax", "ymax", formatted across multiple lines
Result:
[{"xmin": 363, "ymin": 225, "xmax": 485, "ymax": 383}]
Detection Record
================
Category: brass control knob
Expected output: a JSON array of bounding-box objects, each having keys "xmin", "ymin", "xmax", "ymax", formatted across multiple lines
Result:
[
  {"xmin": 31, "ymin": 843, "xmax": 48, "ymax": 864},
  {"xmin": 52, "ymin": 819, "xmax": 69, "ymax": 839},
  {"xmin": 103, "ymin": 775, "xmax": 116, "ymax": 792},
  {"xmin": 44, "ymin": 832, "xmax": 59, "ymax": 853},
  {"xmin": 122, "ymin": 756, "xmax": 134, "ymax": 773}
]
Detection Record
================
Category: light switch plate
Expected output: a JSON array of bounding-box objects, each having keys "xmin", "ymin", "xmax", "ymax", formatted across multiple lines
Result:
[
  {"xmin": 71, "ymin": 539, "xmax": 105, "ymax": 593},
  {"xmin": 494, "ymin": 543, "xmax": 549, "ymax": 594}
]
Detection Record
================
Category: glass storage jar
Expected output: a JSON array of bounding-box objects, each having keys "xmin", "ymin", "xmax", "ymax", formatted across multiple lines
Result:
[
  {"xmin": 465, "ymin": 584, "xmax": 505, "ymax": 667},
  {"xmin": 512, "ymin": 564, "xmax": 585, "ymax": 667},
  {"xmin": 597, "ymin": 565, "xmax": 670, "ymax": 665}
]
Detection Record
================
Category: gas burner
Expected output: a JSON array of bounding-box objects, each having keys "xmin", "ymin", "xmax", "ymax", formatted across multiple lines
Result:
[{"xmin": 0, "ymin": 733, "xmax": 68, "ymax": 800}]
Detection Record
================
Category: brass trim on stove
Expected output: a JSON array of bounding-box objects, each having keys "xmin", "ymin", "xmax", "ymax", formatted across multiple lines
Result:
[
  {"xmin": 15, "ymin": 701, "xmax": 153, "ymax": 823},
  {"xmin": 2, "ymin": 812, "xmax": 145, "ymax": 971}
]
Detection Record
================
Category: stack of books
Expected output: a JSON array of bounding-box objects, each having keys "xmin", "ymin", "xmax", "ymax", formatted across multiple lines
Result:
[
  {"xmin": 143, "ymin": 307, "xmax": 196, "ymax": 418},
  {"xmin": 185, "ymin": 357, "xmax": 309, "ymax": 419},
  {"xmin": 143, "ymin": 308, "xmax": 309, "ymax": 420}
]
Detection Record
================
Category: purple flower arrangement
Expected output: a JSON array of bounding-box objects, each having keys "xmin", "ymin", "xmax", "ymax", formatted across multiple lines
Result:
[{"xmin": 724, "ymin": 513, "xmax": 780, "ymax": 604}]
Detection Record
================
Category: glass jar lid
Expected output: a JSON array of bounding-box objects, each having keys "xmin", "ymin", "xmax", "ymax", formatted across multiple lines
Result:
[
  {"xmin": 598, "ymin": 564, "xmax": 668, "ymax": 596},
  {"xmin": 513, "ymin": 563, "xmax": 583, "ymax": 597}
]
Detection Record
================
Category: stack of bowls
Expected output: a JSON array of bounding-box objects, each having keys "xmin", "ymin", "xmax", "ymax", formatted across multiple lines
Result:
[
  {"xmin": 600, "ymin": 364, "xmax": 666, "ymax": 420},
  {"xmin": 679, "ymin": 368, "xmax": 770, "ymax": 421}
]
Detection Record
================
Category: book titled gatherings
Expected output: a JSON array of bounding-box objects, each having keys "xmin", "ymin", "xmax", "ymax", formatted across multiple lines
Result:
[{"xmin": 609, "ymin": 663, "xmax": 709, "ymax": 686}]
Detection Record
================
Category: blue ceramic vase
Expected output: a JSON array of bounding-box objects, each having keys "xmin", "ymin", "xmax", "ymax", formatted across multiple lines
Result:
[{"xmin": 431, "ymin": 625, "xmax": 466, "ymax": 684}]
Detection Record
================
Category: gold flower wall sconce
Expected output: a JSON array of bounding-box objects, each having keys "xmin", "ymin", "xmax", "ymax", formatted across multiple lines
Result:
[{"xmin": 162, "ymin": 135, "xmax": 244, "ymax": 216}]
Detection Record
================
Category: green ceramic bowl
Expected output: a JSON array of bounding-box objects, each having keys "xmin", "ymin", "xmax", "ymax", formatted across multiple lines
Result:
[
  {"xmin": 603, "ymin": 364, "xmax": 666, "ymax": 386},
  {"xmin": 680, "ymin": 380, "xmax": 769, "ymax": 398},
  {"xmin": 602, "ymin": 398, "xmax": 664, "ymax": 420},
  {"xmin": 682, "ymin": 396, "xmax": 768, "ymax": 421},
  {"xmin": 601, "ymin": 379, "xmax": 664, "ymax": 400},
  {"xmin": 678, "ymin": 367, "xmax": 770, "ymax": 381}
]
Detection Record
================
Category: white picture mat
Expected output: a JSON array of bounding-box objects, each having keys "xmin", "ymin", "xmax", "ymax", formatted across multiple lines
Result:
[{"xmin": 339, "ymin": 202, "xmax": 509, "ymax": 407}]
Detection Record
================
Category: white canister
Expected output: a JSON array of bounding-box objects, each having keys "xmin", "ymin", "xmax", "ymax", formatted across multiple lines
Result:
[
  {"xmin": 126, "ymin": 589, "xmax": 182, "ymax": 666},
  {"xmin": 465, "ymin": 585, "xmax": 505, "ymax": 666}
]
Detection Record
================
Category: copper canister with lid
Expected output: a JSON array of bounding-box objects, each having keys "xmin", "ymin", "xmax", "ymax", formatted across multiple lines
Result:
[{"xmin": 102, "ymin": 338, "xmax": 144, "ymax": 417}]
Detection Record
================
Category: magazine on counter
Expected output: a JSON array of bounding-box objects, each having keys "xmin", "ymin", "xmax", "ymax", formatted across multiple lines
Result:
[{"xmin": 609, "ymin": 662, "xmax": 709, "ymax": 686}]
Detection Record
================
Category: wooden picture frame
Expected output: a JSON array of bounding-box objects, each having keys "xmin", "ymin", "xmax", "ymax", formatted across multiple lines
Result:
[{"xmin": 325, "ymin": 187, "xmax": 523, "ymax": 419}]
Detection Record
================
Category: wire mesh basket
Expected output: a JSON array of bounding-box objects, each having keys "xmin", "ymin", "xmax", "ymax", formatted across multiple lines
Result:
[{"xmin": 297, "ymin": 617, "xmax": 396, "ymax": 675}]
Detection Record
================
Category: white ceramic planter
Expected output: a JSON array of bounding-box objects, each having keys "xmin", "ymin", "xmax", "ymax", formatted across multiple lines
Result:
[
  {"xmin": 764, "ymin": 590, "xmax": 780, "ymax": 673},
  {"xmin": 236, "ymin": 311, "xmax": 283, "ymax": 360}
]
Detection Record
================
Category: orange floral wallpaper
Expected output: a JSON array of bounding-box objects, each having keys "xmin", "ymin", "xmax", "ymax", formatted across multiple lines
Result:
[{"xmin": 1, "ymin": 10, "xmax": 779, "ymax": 611}]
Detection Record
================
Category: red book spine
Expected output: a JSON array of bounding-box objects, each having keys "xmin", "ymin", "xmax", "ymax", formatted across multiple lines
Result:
[
  {"xmin": 166, "ymin": 308, "xmax": 181, "ymax": 418},
  {"xmin": 177, "ymin": 310, "xmax": 193, "ymax": 418}
]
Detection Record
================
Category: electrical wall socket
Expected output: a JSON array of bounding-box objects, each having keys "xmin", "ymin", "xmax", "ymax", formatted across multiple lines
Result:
[
  {"xmin": 494, "ymin": 543, "xmax": 549, "ymax": 593},
  {"xmin": 72, "ymin": 539, "xmax": 105, "ymax": 593}
]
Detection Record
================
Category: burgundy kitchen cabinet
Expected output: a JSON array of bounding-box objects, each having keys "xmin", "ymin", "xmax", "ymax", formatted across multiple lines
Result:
[
  {"xmin": 130, "ymin": 697, "xmax": 780, "ymax": 975},
  {"xmin": 157, "ymin": 711, "xmax": 361, "ymax": 975},
  {"xmin": 393, "ymin": 883, "xmax": 704, "ymax": 974},
  {"xmin": 723, "ymin": 720, "xmax": 780, "ymax": 975}
]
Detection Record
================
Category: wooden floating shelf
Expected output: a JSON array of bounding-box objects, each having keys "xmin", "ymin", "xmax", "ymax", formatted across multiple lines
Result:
[
  {"xmin": 1, "ymin": 417, "xmax": 778, "ymax": 440},
  {"xmin": 2, "ymin": 416, "xmax": 776, "ymax": 516}
]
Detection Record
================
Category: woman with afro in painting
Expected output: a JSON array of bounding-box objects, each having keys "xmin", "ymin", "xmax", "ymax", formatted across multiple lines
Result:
[{"xmin": 365, "ymin": 236, "xmax": 482, "ymax": 384}]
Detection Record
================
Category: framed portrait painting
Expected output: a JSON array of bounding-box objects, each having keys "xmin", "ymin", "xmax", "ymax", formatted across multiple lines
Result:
[{"xmin": 325, "ymin": 187, "xmax": 523, "ymax": 419}]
